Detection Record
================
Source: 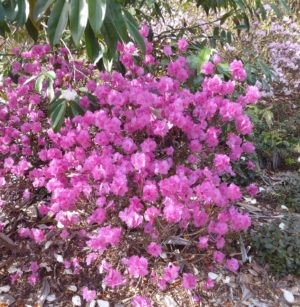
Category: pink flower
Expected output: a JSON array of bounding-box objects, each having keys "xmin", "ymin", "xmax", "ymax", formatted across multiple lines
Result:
[
  {"xmin": 104, "ymin": 269, "xmax": 125, "ymax": 288},
  {"xmin": 131, "ymin": 153, "xmax": 148, "ymax": 171},
  {"xmin": 198, "ymin": 236, "xmax": 209, "ymax": 249},
  {"xmin": 31, "ymin": 228, "xmax": 45, "ymax": 243},
  {"xmin": 204, "ymin": 278, "xmax": 215, "ymax": 289},
  {"xmin": 147, "ymin": 242, "xmax": 162, "ymax": 257},
  {"xmin": 230, "ymin": 60, "xmax": 246, "ymax": 81},
  {"xmin": 212, "ymin": 54, "xmax": 222, "ymax": 64},
  {"xmin": 236, "ymin": 115, "xmax": 253, "ymax": 135},
  {"xmin": 201, "ymin": 62, "xmax": 214, "ymax": 75},
  {"xmin": 163, "ymin": 264, "xmax": 180, "ymax": 283},
  {"xmin": 178, "ymin": 39, "xmax": 188, "ymax": 52},
  {"xmin": 247, "ymin": 183, "xmax": 259, "ymax": 196},
  {"xmin": 182, "ymin": 273, "xmax": 197, "ymax": 289},
  {"xmin": 163, "ymin": 46, "xmax": 172, "ymax": 56},
  {"xmin": 226, "ymin": 258, "xmax": 239, "ymax": 272},
  {"xmin": 132, "ymin": 296, "xmax": 151, "ymax": 307},
  {"xmin": 82, "ymin": 287, "xmax": 97, "ymax": 302},
  {"xmin": 213, "ymin": 251, "xmax": 225, "ymax": 263},
  {"xmin": 123, "ymin": 256, "xmax": 148, "ymax": 278},
  {"xmin": 143, "ymin": 181, "xmax": 159, "ymax": 202},
  {"xmin": 245, "ymin": 86, "xmax": 260, "ymax": 104}
]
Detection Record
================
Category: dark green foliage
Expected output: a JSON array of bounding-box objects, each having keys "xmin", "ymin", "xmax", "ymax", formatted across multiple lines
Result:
[
  {"xmin": 248, "ymin": 103, "xmax": 300, "ymax": 170},
  {"xmin": 252, "ymin": 214, "xmax": 300, "ymax": 277},
  {"xmin": 0, "ymin": 0, "xmax": 145, "ymax": 65}
]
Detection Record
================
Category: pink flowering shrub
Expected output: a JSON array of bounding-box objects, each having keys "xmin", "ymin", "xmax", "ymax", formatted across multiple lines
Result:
[{"xmin": 0, "ymin": 28, "xmax": 259, "ymax": 303}]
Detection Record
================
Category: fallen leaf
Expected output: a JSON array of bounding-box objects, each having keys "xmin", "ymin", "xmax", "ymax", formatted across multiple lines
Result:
[{"xmin": 282, "ymin": 289, "xmax": 295, "ymax": 304}]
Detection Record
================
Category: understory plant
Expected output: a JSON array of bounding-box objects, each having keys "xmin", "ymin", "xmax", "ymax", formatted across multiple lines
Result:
[
  {"xmin": 252, "ymin": 214, "xmax": 300, "ymax": 277},
  {"xmin": 0, "ymin": 27, "xmax": 260, "ymax": 305}
]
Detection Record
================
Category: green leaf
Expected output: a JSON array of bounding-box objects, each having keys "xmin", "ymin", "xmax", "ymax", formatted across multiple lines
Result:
[
  {"xmin": 25, "ymin": 16, "xmax": 39, "ymax": 41},
  {"xmin": 47, "ymin": 0, "xmax": 70, "ymax": 45},
  {"xmin": 270, "ymin": 4, "xmax": 281, "ymax": 17},
  {"xmin": 106, "ymin": 1, "xmax": 128, "ymax": 43},
  {"xmin": 198, "ymin": 47, "xmax": 212, "ymax": 65},
  {"xmin": 45, "ymin": 71, "xmax": 56, "ymax": 80},
  {"xmin": 35, "ymin": 74, "xmax": 45, "ymax": 92},
  {"xmin": 51, "ymin": 100, "xmax": 66, "ymax": 131},
  {"xmin": 70, "ymin": 100, "xmax": 84, "ymax": 116},
  {"xmin": 33, "ymin": 0, "xmax": 54, "ymax": 20},
  {"xmin": 278, "ymin": 0, "xmax": 290, "ymax": 13},
  {"xmin": 101, "ymin": 17, "xmax": 118, "ymax": 60},
  {"xmin": 84, "ymin": 22, "xmax": 104, "ymax": 64},
  {"xmin": 123, "ymin": 9, "xmax": 146, "ymax": 53},
  {"xmin": 69, "ymin": 0, "xmax": 88, "ymax": 46},
  {"xmin": 88, "ymin": 0, "xmax": 106, "ymax": 34},
  {"xmin": 47, "ymin": 79, "xmax": 55, "ymax": 101},
  {"xmin": 16, "ymin": 0, "xmax": 30, "ymax": 26}
]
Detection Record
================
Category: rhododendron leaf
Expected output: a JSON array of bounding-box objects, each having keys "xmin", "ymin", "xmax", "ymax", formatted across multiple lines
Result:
[
  {"xmin": 106, "ymin": 1, "xmax": 129, "ymax": 43},
  {"xmin": 278, "ymin": 0, "xmax": 290, "ymax": 13},
  {"xmin": 88, "ymin": 0, "xmax": 106, "ymax": 35},
  {"xmin": 70, "ymin": 99, "xmax": 84, "ymax": 116},
  {"xmin": 25, "ymin": 17, "xmax": 39, "ymax": 41},
  {"xmin": 35, "ymin": 75, "xmax": 45, "ymax": 93},
  {"xmin": 16, "ymin": 0, "xmax": 30, "ymax": 26},
  {"xmin": 46, "ymin": 79, "xmax": 55, "ymax": 101},
  {"xmin": 33, "ymin": 0, "xmax": 54, "ymax": 20},
  {"xmin": 101, "ymin": 18, "xmax": 118, "ymax": 60},
  {"xmin": 48, "ymin": 97, "xmax": 63, "ymax": 115},
  {"xmin": 85, "ymin": 22, "xmax": 104, "ymax": 64},
  {"xmin": 2, "ymin": 1, "xmax": 18, "ymax": 22},
  {"xmin": 45, "ymin": 71, "xmax": 56, "ymax": 80},
  {"xmin": 47, "ymin": 0, "xmax": 70, "ymax": 45},
  {"xmin": 123, "ymin": 10, "xmax": 146, "ymax": 54},
  {"xmin": 69, "ymin": 0, "xmax": 88, "ymax": 46},
  {"xmin": 51, "ymin": 101, "xmax": 66, "ymax": 132}
]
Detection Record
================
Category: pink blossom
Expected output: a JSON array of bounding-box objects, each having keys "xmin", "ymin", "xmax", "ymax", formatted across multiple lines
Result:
[
  {"xmin": 82, "ymin": 287, "xmax": 97, "ymax": 302},
  {"xmin": 212, "ymin": 54, "xmax": 222, "ymax": 64},
  {"xmin": 163, "ymin": 264, "xmax": 180, "ymax": 283},
  {"xmin": 143, "ymin": 181, "xmax": 159, "ymax": 202},
  {"xmin": 104, "ymin": 269, "xmax": 126, "ymax": 288},
  {"xmin": 147, "ymin": 242, "xmax": 162, "ymax": 257},
  {"xmin": 230, "ymin": 60, "xmax": 246, "ymax": 81},
  {"xmin": 201, "ymin": 62, "xmax": 214, "ymax": 75},
  {"xmin": 178, "ymin": 39, "xmax": 188, "ymax": 51},
  {"xmin": 226, "ymin": 258, "xmax": 239, "ymax": 272},
  {"xmin": 247, "ymin": 183, "xmax": 259, "ymax": 196},
  {"xmin": 245, "ymin": 86, "xmax": 260, "ymax": 104},
  {"xmin": 182, "ymin": 273, "xmax": 197, "ymax": 289},
  {"xmin": 132, "ymin": 296, "xmax": 151, "ymax": 307},
  {"xmin": 163, "ymin": 46, "xmax": 172, "ymax": 56},
  {"xmin": 213, "ymin": 251, "xmax": 225, "ymax": 263},
  {"xmin": 123, "ymin": 256, "xmax": 148, "ymax": 278},
  {"xmin": 198, "ymin": 236, "xmax": 209, "ymax": 249}
]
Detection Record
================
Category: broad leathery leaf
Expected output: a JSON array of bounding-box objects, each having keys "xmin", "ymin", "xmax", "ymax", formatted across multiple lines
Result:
[
  {"xmin": 33, "ymin": 0, "xmax": 54, "ymax": 20},
  {"xmin": 35, "ymin": 74, "xmax": 45, "ymax": 92},
  {"xmin": 69, "ymin": 0, "xmax": 88, "ymax": 46},
  {"xmin": 26, "ymin": 17, "xmax": 39, "ymax": 41},
  {"xmin": 123, "ymin": 10, "xmax": 145, "ymax": 53},
  {"xmin": 45, "ymin": 71, "xmax": 56, "ymax": 80},
  {"xmin": 47, "ymin": 0, "xmax": 70, "ymax": 45},
  {"xmin": 16, "ymin": 0, "xmax": 30, "ymax": 26},
  {"xmin": 106, "ymin": 1, "xmax": 128, "ymax": 43},
  {"xmin": 51, "ymin": 100, "xmax": 66, "ymax": 132},
  {"xmin": 47, "ymin": 79, "xmax": 55, "ymax": 101},
  {"xmin": 84, "ymin": 22, "xmax": 104, "ymax": 64},
  {"xmin": 101, "ymin": 18, "xmax": 118, "ymax": 60},
  {"xmin": 88, "ymin": 0, "xmax": 106, "ymax": 34},
  {"xmin": 2, "ymin": 1, "xmax": 18, "ymax": 22}
]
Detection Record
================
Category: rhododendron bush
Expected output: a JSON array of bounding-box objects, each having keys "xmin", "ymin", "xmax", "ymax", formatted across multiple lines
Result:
[{"xmin": 0, "ymin": 28, "xmax": 260, "ymax": 304}]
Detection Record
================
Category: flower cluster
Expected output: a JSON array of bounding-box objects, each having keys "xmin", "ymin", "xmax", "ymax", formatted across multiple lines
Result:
[{"xmin": 0, "ymin": 28, "xmax": 259, "ymax": 304}]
